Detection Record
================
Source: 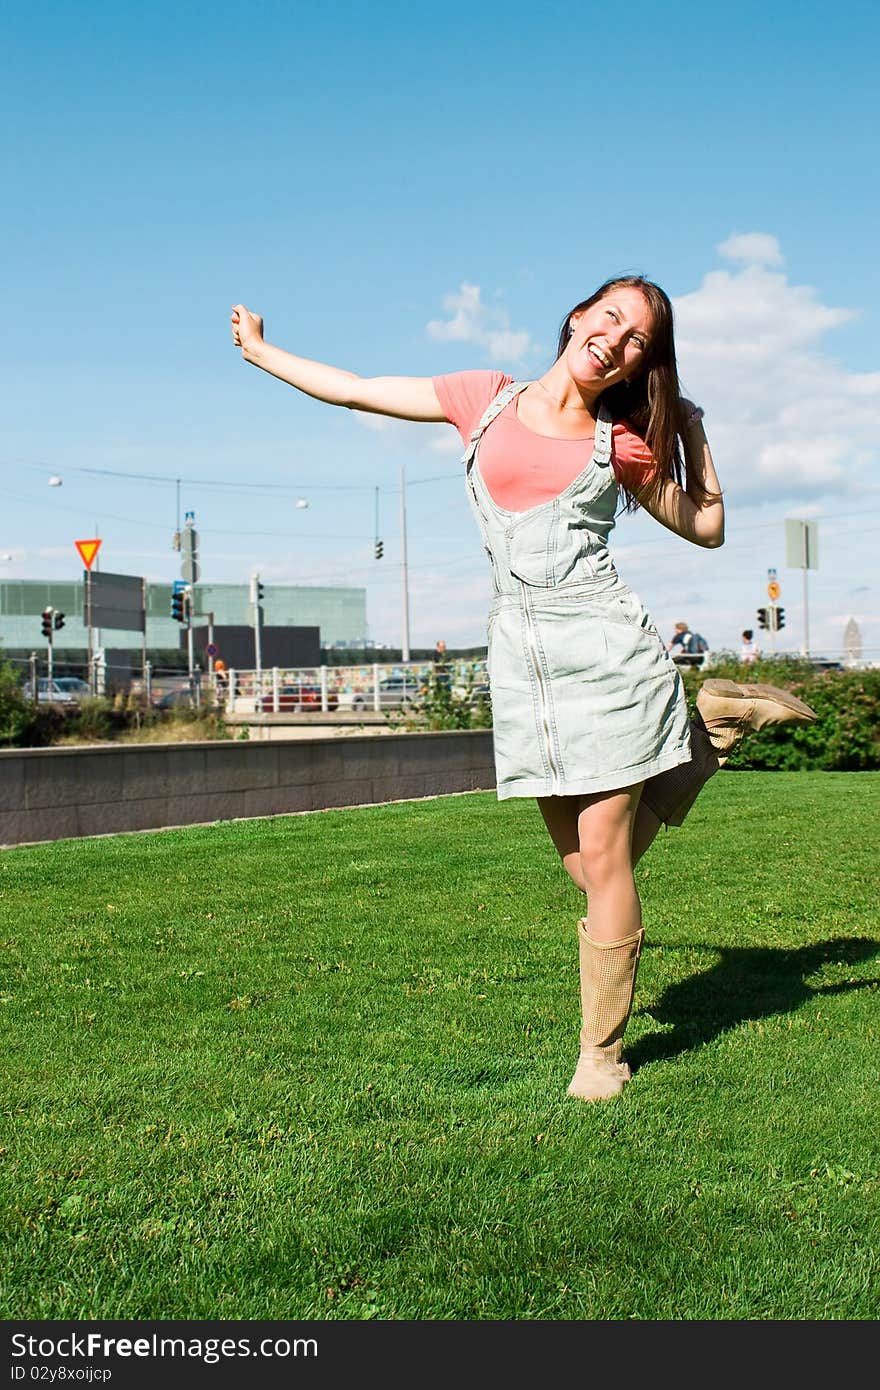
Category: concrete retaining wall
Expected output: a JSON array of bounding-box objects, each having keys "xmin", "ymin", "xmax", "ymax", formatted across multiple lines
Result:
[{"xmin": 0, "ymin": 731, "xmax": 497, "ymax": 848}]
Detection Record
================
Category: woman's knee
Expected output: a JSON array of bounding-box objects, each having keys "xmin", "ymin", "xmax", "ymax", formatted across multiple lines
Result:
[
  {"xmin": 577, "ymin": 798, "xmax": 639, "ymax": 888},
  {"xmin": 578, "ymin": 842, "xmax": 632, "ymax": 894}
]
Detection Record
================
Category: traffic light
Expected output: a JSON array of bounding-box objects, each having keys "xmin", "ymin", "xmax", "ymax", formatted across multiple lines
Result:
[
  {"xmin": 41, "ymin": 607, "xmax": 53, "ymax": 638},
  {"xmin": 375, "ymin": 540, "xmax": 384, "ymax": 559},
  {"xmin": 774, "ymin": 607, "xmax": 786, "ymax": 631},
  {"xmin": 757, "ymin": 607, "xmax": 769, "ymax": 630},
  {"xmin": 170, "ymin": 588, "xmax": 187, "ymax": 622},
  {"xmin": 53, "ymin": 611, "xmax": 65, "ymax": 632}
]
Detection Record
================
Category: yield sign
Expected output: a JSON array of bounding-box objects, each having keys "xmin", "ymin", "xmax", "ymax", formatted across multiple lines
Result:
[{"xmin": 75, "ymin": 538, "xmax": 102, "ymax": 570}]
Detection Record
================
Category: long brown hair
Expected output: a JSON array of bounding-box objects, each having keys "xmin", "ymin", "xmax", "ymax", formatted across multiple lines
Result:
[{"xmin": 556, "ymin": 275, "xmax": 707, "ymax": 512}]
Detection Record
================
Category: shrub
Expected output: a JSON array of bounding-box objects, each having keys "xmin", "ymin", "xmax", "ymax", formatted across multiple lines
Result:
[
  {"xmin": 679, "ymin": 656, "xmax": 880, "ymax": 771},
  {"xmin": 0, "ymin": 657, "xmax": 66, "ymax": 747},
  {"xmin": 395, "ymin": 670, "xmax": 493, "ymax": 732}
]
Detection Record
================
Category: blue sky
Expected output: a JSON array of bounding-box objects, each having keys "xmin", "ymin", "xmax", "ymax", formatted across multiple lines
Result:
[{"xmin": 4, "ymin": 0, "xmax": 879, "ymax": 659}]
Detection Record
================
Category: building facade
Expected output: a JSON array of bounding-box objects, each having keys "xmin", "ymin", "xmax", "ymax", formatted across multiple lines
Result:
[{"xmin": 0, "ymin": 579, "xmax": 367, "ymax": 655}]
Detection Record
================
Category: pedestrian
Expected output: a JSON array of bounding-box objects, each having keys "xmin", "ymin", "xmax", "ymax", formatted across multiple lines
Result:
[
  {"xmin": 667, "ymin": 620, "xmax": 709, "ymax": 665},
  {"xmin": 231, "ymin": 276, "xmax": 815, "ymax": 1102},
  {"xmin": 668, "ymin": 620, "xmax": 694, "ymax": 654},
  {"xmin": 741, "ymin": 629, "xmax": 760, "ymax": 664}
]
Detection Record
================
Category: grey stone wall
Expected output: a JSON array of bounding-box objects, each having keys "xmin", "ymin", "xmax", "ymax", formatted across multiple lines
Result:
[{"xmin": 0, "ymin": 731, "xmax": 496, "ymax": 848}]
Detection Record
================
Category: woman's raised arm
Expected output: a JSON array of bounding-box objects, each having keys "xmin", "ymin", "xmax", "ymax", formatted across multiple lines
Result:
[
  {"xmin": 636, "ymin": 416, "xmax": 726, "ymax": 549},
  {"xmin": 231, "ymin": 305, "xmax": 447, "ymax": 422}
]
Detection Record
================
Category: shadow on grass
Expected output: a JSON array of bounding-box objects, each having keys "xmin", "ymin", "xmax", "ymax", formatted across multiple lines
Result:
[{"xmin": 628, "ymin": 937, "xmax": 880, "ymax": 1071}]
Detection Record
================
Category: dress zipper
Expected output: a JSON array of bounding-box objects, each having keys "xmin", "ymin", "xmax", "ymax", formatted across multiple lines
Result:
[{"xmin": 520, "ymin": 583, "xmax": 560, "ymax": 793}]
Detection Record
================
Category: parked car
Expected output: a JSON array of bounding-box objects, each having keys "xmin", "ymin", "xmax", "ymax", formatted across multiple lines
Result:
[
  {"xmin": 806, "ymin": 657, "xmax": 844, "ymax": 672},
  {"xmin": 346, "ymin": 676, "xmax": 422, "ymax": 711},
  {"xmin": 24, "ymin": 676, "xmax": 91, "ymax": 705},
  {"xmin": 154, "ymin": 687, "xmax": 194, "ymax": 710},
  {"xmin": 258, "ymin": 683, "xmax": 339, "ymax": 713}
]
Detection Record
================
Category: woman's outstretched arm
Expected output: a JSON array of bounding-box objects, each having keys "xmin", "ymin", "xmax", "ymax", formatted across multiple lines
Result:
[
  {"xmin": 636, "ymin": 416, "xmax": 725, "ymax": 549},
  {"xmin": 231, "ymin": 304, "xmax": 447, "ymax": 422}
]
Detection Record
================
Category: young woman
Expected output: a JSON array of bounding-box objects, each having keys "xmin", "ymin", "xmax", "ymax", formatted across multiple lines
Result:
[{"xmin": 230, "ymin": 276, "xmax": 814, "ymax": 1102}]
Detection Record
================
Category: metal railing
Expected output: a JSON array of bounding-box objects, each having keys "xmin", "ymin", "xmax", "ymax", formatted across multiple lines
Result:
[{"xmin": 216, "ymin": 660, "xmax": 490, "ymax": 715}]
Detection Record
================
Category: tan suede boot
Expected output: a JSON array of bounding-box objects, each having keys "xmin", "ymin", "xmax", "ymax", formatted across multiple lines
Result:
[
  {"xmin": 641, "ymin": 678, "xmax": 818, "ymax": 827},
  {"xmin": 567, "ymin": 924, "xmax": 644, "ymax": 1102},
  {"xmin": 696, "ymin": 678, "xmax": 817, "ymax": 765},
  {"xmin": 640, "ymin": 719, "xmax": 719, "ymax": 827}
]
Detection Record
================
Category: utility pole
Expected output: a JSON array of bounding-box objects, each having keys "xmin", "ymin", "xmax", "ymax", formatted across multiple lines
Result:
[
  {"xmin": 85, "ymin": 570, "xmax": 94, "ymax": 693},
  {"xmin": 186, "ymin": 587, "xmax": 195, "ymax": 692},
  {"xmin": 180, "ymin": 513, "xmax": 200, "ymax": 697},
  {"xmin": 785, "ymin": 519, "xmax": 818, "ymax": 657},
  {"xmin": 141, "ymin": 577, "xmax": 148, "ymax": 687},
  {"xmin": 400, "ymin": 465, "xmax": 410, "ymax": 662},
  {"xmin": 41, "ymin": 607, "xmax": 54, "ymax": 684},
  {"xmin": 766, "ymin": 568, "xmax": 780, "ymax": 655},
  {"xmin": 250, "ymin": 573, "xmax": 264, "ymax": 676}
]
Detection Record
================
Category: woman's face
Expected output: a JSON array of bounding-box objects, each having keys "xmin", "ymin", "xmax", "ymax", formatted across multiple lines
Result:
[{"xmin": 565, "ymin": 287, "xmax": 654, "ymax": 389}]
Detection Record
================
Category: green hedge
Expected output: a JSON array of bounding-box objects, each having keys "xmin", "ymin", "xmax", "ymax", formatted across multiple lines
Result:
[
  {"xmin": 0, "ymin": 657, "xmax": 67, "ymax": 747},
  {"xmin": 679, "ymin": 656, "xmax": 880, "ymax": 771}
]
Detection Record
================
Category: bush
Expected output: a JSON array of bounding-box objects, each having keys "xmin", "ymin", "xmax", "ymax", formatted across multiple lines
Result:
[
  {"xmin": 0, "ymin": 658, "xmax": 67, "ymax": 747},
  {"xmin": 65, "ymin": 696, "xmax": 132, "ymax": 742},
  {"xmin": 0, "ymin": 655, "xmax": 231, "ymax": 747},
  {"xmin": 679, "ymin": 655, "xmax": 880, "ymax": 771},
  {"xmin": 395, "ymin": 669, "xmax": 493, "ymax": 732}
]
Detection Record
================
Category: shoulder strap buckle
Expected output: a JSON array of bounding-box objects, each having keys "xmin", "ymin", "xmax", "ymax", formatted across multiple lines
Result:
[{"xmin": 464, "ymin": 380, "xmax": 531, "ymax": 462}]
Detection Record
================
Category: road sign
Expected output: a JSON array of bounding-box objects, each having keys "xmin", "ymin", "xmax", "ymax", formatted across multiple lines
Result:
[
  {"xmin": 785, "ymin": 519, "xmax": 819, "ymax": 570},
  {"xmin": 172, "ymin": 579, "xmax": 189, "ymax": 593},
  {"xmin": 75, "ymin": 538, "xmax": 102, "ymax": 570},
  {"xmin": 87, "ymin": 571, "xmax": 146, "ymax": 632},
  {"xmin": 767, "ymin": 580, "xmax": 781, "ymax": 600},
  {"xmin": 181, "ymin": 557, "xmax": 200, "ymax": 584},
  {"xmin": 206, "ymin": 642, "xmax": 218, "ymax": 657}
]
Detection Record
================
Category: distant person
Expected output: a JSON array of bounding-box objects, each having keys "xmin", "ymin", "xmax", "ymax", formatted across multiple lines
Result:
[
  {"xmin": 433, "ymin": 639, "xmax": 449, "ymax": 668},
  {"xmin": 667, "ymin": 620, "xmax": 709, "ymax": 665},
  {"xmin": 741, "ymin": 630, "xmax": 760, "ymax": 665},
  {"xmin": 231, "ymin": 275, "xmax": 815, "ymax": 1105}
]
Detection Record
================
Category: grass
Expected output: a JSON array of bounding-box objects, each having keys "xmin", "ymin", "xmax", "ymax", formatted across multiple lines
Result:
[{"xmin": 1, "ymin": 772, "xmax": 878, "ymax": 1321}]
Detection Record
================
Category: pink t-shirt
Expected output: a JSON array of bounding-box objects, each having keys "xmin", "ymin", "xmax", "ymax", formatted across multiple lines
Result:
[{"xmin": 433, "ymin": 370, "xmax": 657, "ymax": 512}]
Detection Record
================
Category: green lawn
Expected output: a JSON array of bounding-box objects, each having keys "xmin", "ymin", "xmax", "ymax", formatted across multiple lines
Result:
[{"xmin": 1, "ymin": 772, "xmax": 878, "ymax": 1321}]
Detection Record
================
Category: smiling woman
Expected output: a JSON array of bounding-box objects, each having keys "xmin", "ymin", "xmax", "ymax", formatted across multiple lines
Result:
[{"xmin": 229, "ymin": 276, "xmax": 815, "ymax": 1105}]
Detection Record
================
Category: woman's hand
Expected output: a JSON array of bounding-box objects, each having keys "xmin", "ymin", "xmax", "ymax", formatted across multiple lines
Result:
[{"xmin": 231, "ymin": 304, "xmax": 264, "ymax": 355}]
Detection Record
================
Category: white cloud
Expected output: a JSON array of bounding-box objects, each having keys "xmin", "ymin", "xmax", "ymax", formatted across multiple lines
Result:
[
  {"xmin": 717, "ymin": 232, "xmax": 785, "ymax": 267},
  {"xmin": 673, "ymin": 244, "xmax": 877, "ymax": 503},
  {"xmin": 426, "ymin": 283, "xmax": 533, "ymax": 365}
]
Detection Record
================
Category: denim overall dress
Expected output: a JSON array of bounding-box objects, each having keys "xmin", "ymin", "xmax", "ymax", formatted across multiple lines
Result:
[{"xmin": 464, "ymin": 380, "xmax": 693, "ymax": 800}]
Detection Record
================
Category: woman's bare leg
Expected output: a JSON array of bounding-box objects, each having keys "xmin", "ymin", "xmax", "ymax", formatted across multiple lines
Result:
[
  {"xmin": 561, "ymin": 784, "xmax": 645, "ymax": 1100},
  {"xmin": 573, "ymin": 785, "xmax": 644, "ymax": 941},
  {"xmin": 538, "ymin": 796, "xmax": 587, "ymax": 891},
  {"xmin": 539, "ymin": 791, "xmax": 660, "ymax": 891}
]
